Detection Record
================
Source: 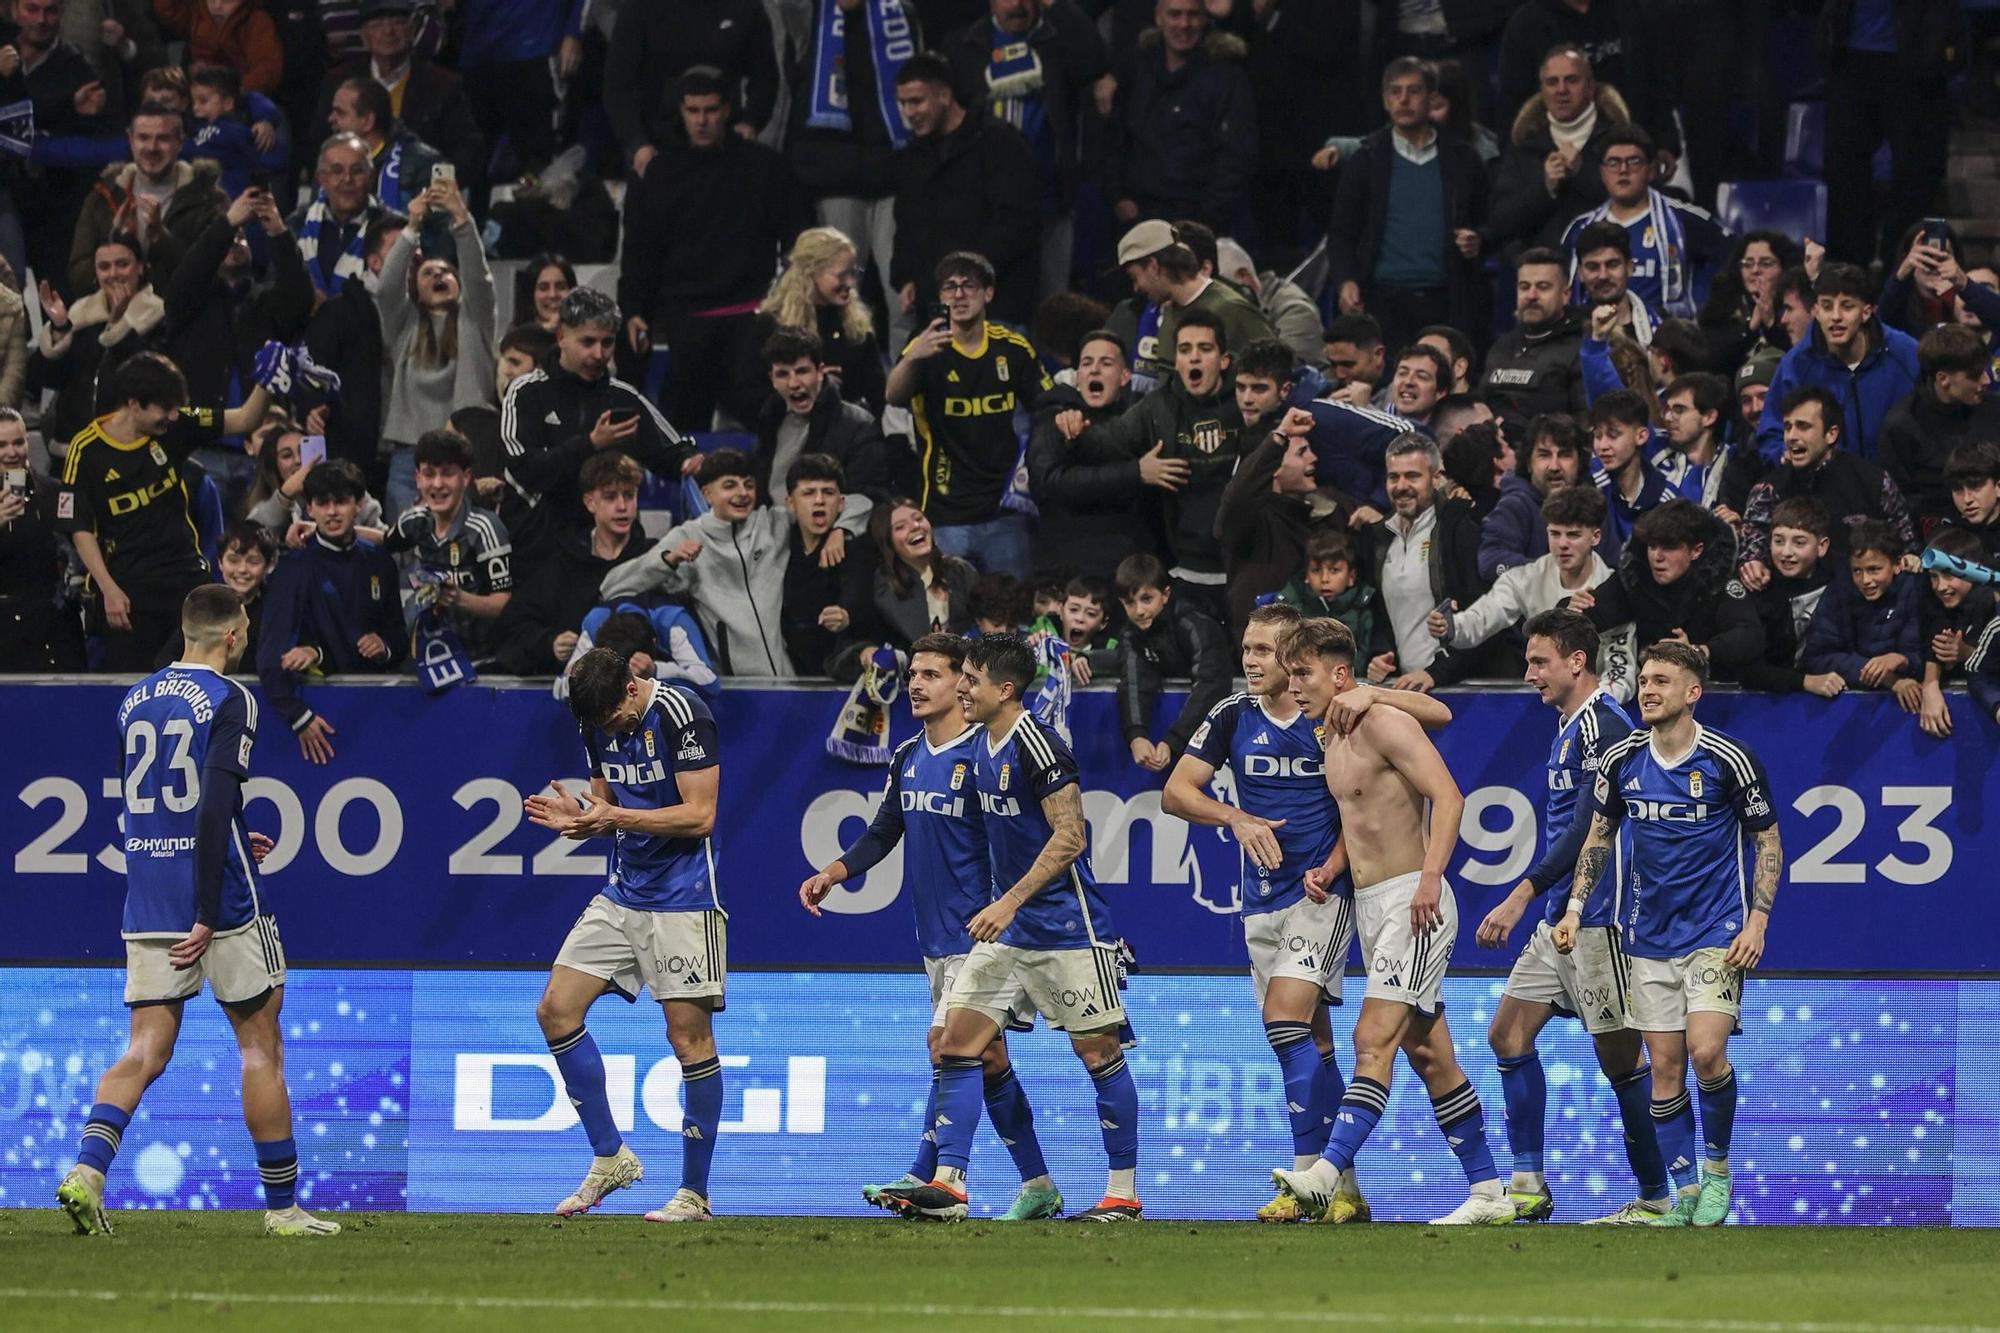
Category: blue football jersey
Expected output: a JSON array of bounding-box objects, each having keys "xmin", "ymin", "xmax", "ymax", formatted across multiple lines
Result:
[
  {"xmin": 1587, "ymin": 724, "xmax": 1777, "ymax": 958},
  {"xmin": 860, "ymin": 727, "xmax": 992, "ymax": 958},
  {"xmin": 117, "ymin": 664, "xmax": 262, "ymax": 937},
  {"xmin": 1184, "ymin": 692, "xmax": 1343, "ymax": 915},
  {"xmin": 972, "ymin": 710, "xmax": 1117, "ymax": 951},
  {"xmin": 1538, "ymin": 689, "xmax": 1636, "ymax": 926},
  {"xmin": 582, "ymin": 681, "xmax": 721, "ymax": 912}
]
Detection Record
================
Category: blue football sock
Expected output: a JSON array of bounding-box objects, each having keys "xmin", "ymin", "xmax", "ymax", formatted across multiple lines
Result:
[
  {"xmin": 983, "ymin": 1065, "xmax": 1050, "ymax": 1184},
  {"xmin": 1321, "ymin": 1076, "xmax": 1389, "ymax": 1173},
  {"xmin": 908, "ymin": 1069, "xmax": 941, "ymax": 1181},
  {"xmin": 1696, "ymin": 1067, "xmax": 1738, "ymax": 1170},
  {"xmin": 547, "ymin": 1026, "xmax": 623, "ymax": 1158},
  {"xmin": 254, "ymin": 1136, "xmax": 299, "ymax": 1211},
  {"xmin": 76, "ymin": 1102, "xmax": 131, "ymax": 1177},
  {"xmin": 1652, "ymin": 1087, "xmax": 1700, "ymax": 1191},
  {"xmin": 1610, "ymin": 1065, "xmax": 1668, "ymax": 1198},
  {"xmin": 1496, "ymin": 1051, "xmax": 1547, "ymax": 1175},
  {"xmin": 679, "ymin": 1056, "xmax": 723, "ymax": 1199},
  {"xmin": 1311, "ymin": 1045, "xmax": 1345, "ymax": 1157},
  {"xmin": 1265, "ymin": 1020, "xmax": 1325, "ymax": 1158},
  {"xmin": 1089, "ymin": 1054, "xmax": 1140, "ymax": 1172},
  {"xmin": 932, "ymin": 1055, "xmax": 984, "ymax": 1174},
  {"xmin": 1432, "ymin": 1079, "xmax": 1500, "ymax": 1187}
]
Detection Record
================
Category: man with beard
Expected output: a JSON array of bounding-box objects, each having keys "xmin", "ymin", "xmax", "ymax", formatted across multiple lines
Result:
[
  {"xmin": 1026, "ymin": 328, "xmax": 1166, "ymax": 578},
  {"xmin": 68, "ymin": 101, "xmax": 224, "ymax": 294},
  {"xmin": 1359, "ymin": 432, "xmax": 1490, "ymax": 692},
  {"xmin": 1569, "ymin": 221, "xmax": 1653, "ymax": 348},
  {"xmin": 1483, "ymin": 249, "xmax": 1587, "ymax": 418}
]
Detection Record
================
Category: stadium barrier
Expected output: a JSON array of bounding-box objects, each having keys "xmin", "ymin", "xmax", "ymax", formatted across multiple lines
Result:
[{"xmin": 2, "ymin": 681, "xmax": 1994, "ymax": 1223}]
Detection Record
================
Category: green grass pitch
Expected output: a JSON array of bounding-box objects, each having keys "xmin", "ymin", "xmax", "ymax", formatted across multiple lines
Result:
[{"xmin": 1, "ymin": 1212, "xmax": 1996, "ymax": 1333}]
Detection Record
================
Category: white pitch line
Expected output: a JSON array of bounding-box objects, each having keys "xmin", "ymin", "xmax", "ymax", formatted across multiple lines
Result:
[{"xmin": 0, "ymin": 1287, "xmax": 1990, "ymax": 1333}]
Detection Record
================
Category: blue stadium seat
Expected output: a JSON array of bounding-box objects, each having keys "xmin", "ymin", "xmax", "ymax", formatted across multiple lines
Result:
[
  {"xmin": 1716, "ymin": 180, "xmax": 1827, "ymax": 244},
  {"xmin": 1784, "ymin": 102, "xmax": 1825, "ymax": 178}
]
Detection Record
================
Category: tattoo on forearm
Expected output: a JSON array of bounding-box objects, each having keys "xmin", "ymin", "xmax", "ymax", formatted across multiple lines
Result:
[
  {"xmin": 1569, "ymin": 816, "xmax": 1615, "ymax": 909},
  {"xmin": 1008, "ymin": 785, "xmax": 1085, "ymax": 904},
  {"xmin": 1752, "ymin": 826, "xmax": 1782, "ymax": 915}
]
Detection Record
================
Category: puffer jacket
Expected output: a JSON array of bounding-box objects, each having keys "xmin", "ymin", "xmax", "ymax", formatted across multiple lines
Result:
[{"xmin": 1573, "ymin": 506, "xmax": 1764, "ymax": 674}]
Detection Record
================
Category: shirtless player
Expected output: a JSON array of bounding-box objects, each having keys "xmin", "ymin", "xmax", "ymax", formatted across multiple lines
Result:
[{"xmin": 1267, "ymin": 618, "xmax": 1515, "ymax": 1225}]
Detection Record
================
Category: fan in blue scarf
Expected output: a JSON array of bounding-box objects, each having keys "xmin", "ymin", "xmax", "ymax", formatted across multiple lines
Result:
[
  {"xmin": 296, "ymin": 190, "xmax": 377, "ymax": 298},
  {"xmin": 806, "ymin": 0, "xmax": 916, "ymax": 150}
]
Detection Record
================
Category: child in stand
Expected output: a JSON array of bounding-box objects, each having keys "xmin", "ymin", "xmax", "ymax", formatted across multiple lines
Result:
[{"xmin": 1800, "ymin": 519, "xmax": 1922, "ymax": 697}]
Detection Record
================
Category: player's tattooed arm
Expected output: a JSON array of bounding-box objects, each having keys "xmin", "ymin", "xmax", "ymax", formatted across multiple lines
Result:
[
  {"xmin": 1750, "ymin": 824, "xmax": 1783, "ymax": 916},
  {"xmin": 1568, "ymin": 814, "xmax": 1616, "ymax": 910},
  {"xmin": 970, "ymin": 783, "xmax": 1087, "ymax": 943}
]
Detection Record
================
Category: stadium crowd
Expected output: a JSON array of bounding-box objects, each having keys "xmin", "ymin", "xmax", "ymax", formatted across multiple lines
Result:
[{"xmin": 2, "ymin": 0, "xmax": 1997, "ymax": 762}]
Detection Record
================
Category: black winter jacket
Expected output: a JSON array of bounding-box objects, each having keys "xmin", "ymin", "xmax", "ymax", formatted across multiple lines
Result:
[
  {"xmin": 754, "ymin": 380, "xmax": 898, "ymax": 503},
  {"xmin": 604, "ymin": 0, "xmax": 780, "ymax": 147},
  {"xmin": 1327, "ymin": 128, "xmax": 1491, "ymax": 335},
  {"xmin": 1481, "ymin": 310, "xmax": 1587, "ymax": 420},
  {"xmin": 1575, "ymin": 508, "xmax": 1765, "ymax": 674},
  {"xmin": 494, "ymin": 525, "xmax": 648, "ymax": 675},
  {"xmin": 1026, "ymin": 383, "xmax": 1157, "ymax": 578},
  {"xmin": 618, "ymin": 135, "xmax": 809, "ymax": 312},
  {"xmin": 890, "ymin": 107, "xmax": 1042, "ymax": 325},
  {"xmin": 1878, "ymin": 386, "xmax": 2000, "ymax": 526},
  {"xmin": 165, "ymin": 217, "xmax": 314, "ymax": 413},
  {"xmin": 1497, "ymin": 0, "xmax": 1680, "ymax": 154},
  {"xmin": 943, "ymin": 3, "xmax": 1110, "ymax": 204},
  {"xmin": 1116, "ymin": 598, "xmax": 1232, "ymax": 755},
  {"xmin": 1104, "ymin": 30, "xmax": 1257, "ymax": 232}
]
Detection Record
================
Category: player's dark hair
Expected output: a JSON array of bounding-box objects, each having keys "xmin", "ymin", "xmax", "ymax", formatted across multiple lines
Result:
[
  {"xmin": 189, "ymin": 62, "xmax": 242, "ymax": 102},
  {"xmin": 1524, "ymin": 607, "xmax": 1599, "ymax": 663},
  {"xmin": 413, "ymin": 429, "xmax": 472, "ymax": 471},
  {"xmin": 1848, "ymin": 520, "xmax": 1903, "ymax": 564},
  {"xmin": 1780, "ymin": 384, "xmax": 1843, "ymax": 439},
  {"xmin": 763, "ymin": 325, "xmax": 822, "ymax": 368},
  {"xmin": 1516, "ymin": 245, "xmax": 1569, "ymax": 277},
  {"xmin": 181, "ymin": 582, "xmax": 243, "ymax": 639},
  {"xmin": 1633, "ymin": 498, "xmax": 1710, "ymax": 554},
  {"xmin": 1305, "ymin": 529, "xmax": 1355, "ymax": 569},
  {"xmin": 1814, "ymin": 262, "xmax": 1874, "ymax": 304},
  {"xmin": 338, "ymin": 76, "xmax": 393, "ymax": 134},
  {"xmin": 1770, "ymin": 496, "xmax": 1832, "ymax": 540},
  {"xmin": 909, "ymin": 631, "xmax": 969, "ymax": 670},
  {"xmin": 302, "ymin": 457, "xmax": 368, "ymax": 505},
  {"xmin": 1233, "ymin": 336, "xmax": 1294, "ymax": 384},
  {"xmin": 1115, "ymin": 552, "xmax": 1169, "ymax": 598},
  {"xmin": 579, "ymin": 450, "xmax": 643, "ymax": 494},
  {"xmin": 1281, "ymin": 617, "xmax": 1357, "ymax": 667},
  {"xmin": 1574, "ymin": 219, "xmax": 1630, "ymax": 261},
  {"xmin": 935, "ymin": 250, "xmax": 995, "ymax": 290},
  {"xmin": 1927, "ymin": 525, "xmax": 1986, "ymax": 565},
  {"xmin": 1246, "ymin": 601, "xmax": 1302, "ymax": 633},
  {"xmin": 1541, "ymin": 482, "xmax": 1607, "ymax": 529},
  {"xmin": 567, "ymin": 647, "xmax": 635, "ymax": 725},
  {"xmin": 1442, "ymin": 419, "xmax": 1503, "ymax": 490},
  {"xmin": 893, "ymin": 51, "xmax": 956, "ymax": 91},
  {"xmin": 1416, "ymin": 325, "xmax": 1474, "ymax": 379},
  {"xmin": 969, "ymin": 573, "xmax": 1031, "ymax": 629},
  {"xmin": 109, "ymin": 352, "xmax": 188, "ymax": 411},
  {"xmin": 1589, "ymin": 388, "xmax": 1652, "ymax": 433},
  {"xmin": 1639, "ymin": 637, "xmax": 1708, "ymax": 686},
  {"xmin": 786, "ymin": 452, "xmax": 845, "ymax": 492},
  {"xmin": 696, "ymin": 448, "xmax": 755, "ymax": 488},
  {"xmin": 1919, "ymin": 323, "xmax": 1989, "ymax": 381},
  {"xmin": 964, "ymin": 633, "xmax": 1037, "ymax": 699},
  {"xmin": 1174, "ymin": 308, "xmax": 1227, "ymax": 354},
  {"xmin": 1521, "ymin": 413, "xmax": 1588, "ymax": 481},
  {"xmin": 678, "ymin": 64, "xmax": 730, "ymax": 103},
  {"xmin": 1665, "ymin": 371, "xmax": 1731, "ymax": 424},
  {"xmin": 592, "ymin": 610, "xmax": 658, "ymax": 660},
  {"xmin": 1323, "ymin": 312, "xmax": 1383, "ymax": 351},
  {"xmin": 1946, "ymin": 440, "xmax": 2000, "ymax": 487},
  {"xmin": 222, "ymin": 519, "xmax": 278, "ymax": 565}
]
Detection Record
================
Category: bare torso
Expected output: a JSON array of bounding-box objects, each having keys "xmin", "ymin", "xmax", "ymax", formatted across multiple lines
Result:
[{"xmin": 1323, "ymin": 708, "xmax": 1430, "ymax": 888}]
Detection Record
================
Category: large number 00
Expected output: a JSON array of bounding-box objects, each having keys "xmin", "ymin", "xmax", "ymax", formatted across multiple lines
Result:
[{"xmin": 1790, "ymin": 785, "xmax": 1953, "ymax": 886}]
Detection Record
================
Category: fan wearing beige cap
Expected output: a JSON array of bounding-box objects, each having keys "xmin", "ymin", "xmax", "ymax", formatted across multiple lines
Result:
[{"xmin": 1117, "ymin": 219, "xmax": 1273, "ymax": 392}]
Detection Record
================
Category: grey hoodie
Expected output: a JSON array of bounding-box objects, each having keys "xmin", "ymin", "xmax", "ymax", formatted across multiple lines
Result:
[{"xmin": 600, "ymin": 497, "xmax": 871, "ymax": 677}]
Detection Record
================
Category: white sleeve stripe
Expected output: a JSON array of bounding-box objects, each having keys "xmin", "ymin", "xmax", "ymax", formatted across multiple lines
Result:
[
  {"xmin": 1333, "ymin": 402, "xmax": 1414, "ymax": 431},
  {"xmin": 657, "ymin": 684, "xmax": 694, "ymax": 729},
  {"xmin": 235, "ymin": 680, "xmax": 258, "ymax": 735},
  {"xmin": 500, "ymin": 372, "xmax": 546, "ymax": 458},
  {"xmin": 1967, "ymin": 616, "xmax": 2000, "ymax": 670},
  {"xmin": 1577, "ymin": 707, "xmax": 1598, "ymax": 745},
  {"xmin": 608, "ymin": 377, "xmax": 683, "ymax": 444},
  {"xmin": 1015, "ymin": 716, "xmax": 1059, "ymax": 769},
  {"xmin": 1696, "ymin": 732, "xmax": 1760, "ymax": 785},
  {"xmin": 1206, "ymin": 691, "xmax": 1249, "ymax": 720}
]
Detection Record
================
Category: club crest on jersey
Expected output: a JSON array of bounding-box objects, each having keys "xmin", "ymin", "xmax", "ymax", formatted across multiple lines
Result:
[
  {"xmin": 150, "ymin": 443, "xmax": 168, "ymax": 467},
  {"xmin": 998, "ymin": 762, "xmax": 1011, "ymax": 791},
  {"xmin": 1559, "ymin": 738, "xmax": 1570, "ymax": 763},
  {"xmin": 950, "ymin": 763, "xmax": 966, "ymax": 790},
  {"xmin": 996, "ymin": 357, "xmax": 1010, "ymax": 382},
  {"xmin": 644, "ymin": 729, "xmax": 656, "ymax": 757},
  {"xmin": 370, "ymin": 575, "xmax": 382, "ymax": 601},
  {"xmin": 1192, "ymin": 420, "xmax": 1224, "ymax": 454},
  {"xmin": 448, "ymin": 541, "xmax": 462, "ymax": 567},
  {"xmin": 1313, "ymin": 724, "xmax": 1327, "ymax": 747},
  {"xmin": 1688, "ymin": 770, "xmax": 1703, "ymax": 798}
]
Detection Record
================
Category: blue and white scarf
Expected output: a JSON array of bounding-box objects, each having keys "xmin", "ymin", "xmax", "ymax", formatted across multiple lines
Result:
[
  {"xmin": 372, "ymin": 139, "xmax": 409, "ymax": 212},
  {"xmin": 806, "ymin": 0, "xmax": 915, "ymax": 150},
  {"xmin": 296, "ymin": 191, "xmax": 373, "ymax": 297},
  {"xmin": 0, "ymin": 99, "xmax": 33, "ymax": 160},
  {"xmin": 409, "ymin": 573, "xmax": 478, "ymax": 695},
  {"xmin": 827, "ymin": 646, "xmax": 903, "ymax": 764},
  {"xmin": 1025, "ymin": 632, "xmax": 1073, "ymax": 743},
  {"xmin": 1571, "ymin": 188, "xmax": 1691, "ymax": 318}
]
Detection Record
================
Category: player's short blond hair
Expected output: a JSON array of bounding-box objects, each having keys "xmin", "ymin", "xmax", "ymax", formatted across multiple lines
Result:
[
  {"xmin": 1245, "ymin": 602, "xmax": 1302, "ymax": 634},
  {"xmin": 1639, "ymin": 637, "xmax": 1708, "ymax": 686},
  {"xmin": 1280, "ymin": 617, "xmax": 1356, "ymax": 668}
]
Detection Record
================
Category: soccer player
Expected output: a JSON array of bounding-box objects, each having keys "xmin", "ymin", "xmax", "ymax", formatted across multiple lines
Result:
[
  {"xmin": 799, "ymin": 633, "xmax": 1061, "ymax": 1220},
  {"xmin": 57, "ymin": 585, "xmax": 339, "ymax": 1238},
  {"xmin": 1268, "ymin": 618, "xmax": 1514, "ymax": 1225},
  {"xmin": 1554, "ymin": 639, "xmax": 1783, "ymax": 1227},
  {"xmin": 1162, "ymin": 601, "xmax": 1453, "ymax": 1224},
  {"xmin": 1474, "ymin": 609, "xmax": 1670, "ymax": 1224},
  {"xmin": 524, "ymin": 649, "xmax": 727, "ymax": 1223},
  {"xmin": 880, "ymin": 635, "xmax": 1142, "ymax": 1222}
]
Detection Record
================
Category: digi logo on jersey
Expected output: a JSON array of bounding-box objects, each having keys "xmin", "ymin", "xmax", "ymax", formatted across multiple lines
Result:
[
  {"xmin": 902, "ymin": 790, "xmax": 965, "ymax": 817},
  {"xmin": 1240, "ymin": 755, "xmax": 1323, "ymax": 779},
  {"xmin": 1625, "ymin": 799, "xmax": 1709, "ymax": 822},
  {"xmin": 600, "ymin": 759, "xmax": 666, "ymax": 785},
  {"xmin": 942, "ymin": 393, "xmax": 1017, "ymax": 417},
  {"xmin": 978, "ymin": 792, "xmax": 1022, "ymax": 817}
]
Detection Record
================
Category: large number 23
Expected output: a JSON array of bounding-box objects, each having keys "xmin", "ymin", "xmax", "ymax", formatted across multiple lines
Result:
[
  {"xmin": 1789, "ymin": 785, "xmax": 1953, "ymax": 886},
  {"xmin": 124, "ymin": 719, "xmax": 200, "ymax": 815}
]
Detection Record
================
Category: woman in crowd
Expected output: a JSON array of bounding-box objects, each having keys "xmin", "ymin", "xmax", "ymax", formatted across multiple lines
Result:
[
  {"xmin": 1699, "ymin": 230, "xmax": 1804, "ymax": 366},
  {"xmin": 513, "ymin": 253, "xmax": 575, "ymax": 332},
  {"xmin": 755, "ymin": 227, "xmax": 886, "ymax": 415},
  {"xmin": 242, "ymin": 414, "xmax": 386, "ymax": 538},
  {"xmin": 868, "ymin": 498, "xmax": 974, "ymax": 649},
  {"xmin": 28, "ymin": 237, "xmax": 169, "ymax": 451},
  {"xmin": 377, "ymin": 177, "xmax": 497, "ymax": 517}
]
